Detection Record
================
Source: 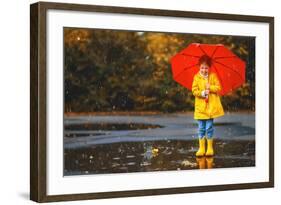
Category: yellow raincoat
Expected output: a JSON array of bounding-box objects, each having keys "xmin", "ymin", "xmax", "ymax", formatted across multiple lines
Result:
[{"xmin": 192, "ymin": 72, "xmax": 224, "ymax": 119}]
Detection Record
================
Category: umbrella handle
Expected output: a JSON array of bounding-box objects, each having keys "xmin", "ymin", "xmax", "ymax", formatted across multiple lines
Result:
[
  {"xmin": 205, "ymin": 79, "xmax": 210, "ymax": 103},
  {"xmin": 205, "ymin": 94, "xmax": 209, "ymax": 103},
  {"xmin": 204, "ymin": 93, "xmax": 209, "ymax": 110}
]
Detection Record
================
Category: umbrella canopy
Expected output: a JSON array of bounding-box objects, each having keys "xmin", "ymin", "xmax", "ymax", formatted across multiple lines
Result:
[{"xmin": 170, "ymin": 43, "xmax": 246, "ymax": 95}]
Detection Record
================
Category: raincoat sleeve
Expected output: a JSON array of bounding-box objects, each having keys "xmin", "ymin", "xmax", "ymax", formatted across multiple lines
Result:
[
  {"xmin": 192, "ymin": 76, "xmax": 203, "ymax": 97},
  {"xmin": 210, "ymin": 74, "xmax": 221, "ymax": 94}
]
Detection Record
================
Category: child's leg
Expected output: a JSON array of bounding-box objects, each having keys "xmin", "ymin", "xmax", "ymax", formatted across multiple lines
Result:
[
  {"xmin": 196, "ymin": 120, "xmax": 206, "ymax": 157},
  {"xmin": 205, "ymin": 119, "xmax": 214, "ymax": 156},
  {"xmin": 206, "ymin": 119, "xmax": 214, "ymax": 139},
  {"xmin": 197, "ymin": 120, "xmax": 206, "ymax": 139}
]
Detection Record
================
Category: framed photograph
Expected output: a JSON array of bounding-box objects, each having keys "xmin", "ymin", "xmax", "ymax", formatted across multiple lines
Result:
[{"xmin": 30, "ymin": 1, "xmax": 274, "ymax": 202}]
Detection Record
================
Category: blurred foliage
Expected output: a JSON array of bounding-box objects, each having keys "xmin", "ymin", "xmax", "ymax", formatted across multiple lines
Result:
[{"xmin": 64, "ymin": 28, "xmax": 255, "ymax": 113}]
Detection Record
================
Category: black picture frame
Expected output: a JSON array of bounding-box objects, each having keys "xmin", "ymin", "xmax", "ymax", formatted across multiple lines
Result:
[{"xmin": 30, "ymin": 1, "xmax": 274, "ymax": 202}]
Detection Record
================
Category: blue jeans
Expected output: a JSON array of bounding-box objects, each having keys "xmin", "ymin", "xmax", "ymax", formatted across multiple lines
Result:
[{"xmin": 197, "ymin": 119, "xmax": 214, "ymax": 139}]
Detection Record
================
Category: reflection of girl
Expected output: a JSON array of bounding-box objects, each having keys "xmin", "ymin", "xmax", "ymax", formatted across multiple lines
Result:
[{"xmin": 192, "ymin": 55, "xmax": 224, "ymax": 157}]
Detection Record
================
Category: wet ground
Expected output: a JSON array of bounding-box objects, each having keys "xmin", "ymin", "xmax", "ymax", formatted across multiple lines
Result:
[{"xmin": 64, "ymin": 113, "xmax": 255, "ymax": 176}]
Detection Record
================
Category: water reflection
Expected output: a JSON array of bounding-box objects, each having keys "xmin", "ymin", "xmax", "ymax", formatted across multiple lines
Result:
[
  {"xmin": 64, "ymin": 139, "xmax": 255, "ymax": 176},
  {"xmin": 196, "ymin": 157, "xmax": 214, "ymax": 169}
]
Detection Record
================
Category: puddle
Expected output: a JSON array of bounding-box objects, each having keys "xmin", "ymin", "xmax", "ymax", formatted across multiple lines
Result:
[
  {"xmin": 65, "ymin": 123, "xmax": 163, "ymax": 131},
  {"xmin": 65, "ymin": 133, "xmax": 106, "ymax": 138},
  {"xmin": 64, "ymin": 139, "xmax": 255, "ymax": 176}
]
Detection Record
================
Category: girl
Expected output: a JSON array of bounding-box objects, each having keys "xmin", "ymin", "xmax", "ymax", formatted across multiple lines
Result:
[{"xmin": 192, "ymin": 55, "xmax": 224, "ymax": 157}]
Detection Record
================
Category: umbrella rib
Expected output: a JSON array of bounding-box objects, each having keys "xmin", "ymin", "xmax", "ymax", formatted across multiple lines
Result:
[
  {"xmin": 213, "ymin": 56, "xmax": 237, "ymax": 60},
  {"xmin": 212, "ymin": 63, "xmax": 244, "ymax": 94},
  {"xmin": 198, "ymin": 45, "xmax": 208, "ymax": 56},
  {"xmin": 174, "ymin": 63, "xmax": 199, "ymax": 80},
  {"xmin": 210, "ymin": 46, "xmax": 219, "ymax": 58},
  {"xmin": 180, "ymin": 53, "xmax": 201, "ymax": 58},
  {"xmin": 213, "ymin": 60, "xmax": 244, "ymax": 82}
]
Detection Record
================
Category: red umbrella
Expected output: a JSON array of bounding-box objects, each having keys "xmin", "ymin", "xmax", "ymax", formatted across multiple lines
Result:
[{"xmin": 170, "ymin": 43, "xmax": 246, "ymax": 95}]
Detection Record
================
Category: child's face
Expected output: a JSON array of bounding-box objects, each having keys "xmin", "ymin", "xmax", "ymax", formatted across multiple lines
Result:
[{"xmin": 199, "ymin": 62, "xmax": 210, "ymax": 76}]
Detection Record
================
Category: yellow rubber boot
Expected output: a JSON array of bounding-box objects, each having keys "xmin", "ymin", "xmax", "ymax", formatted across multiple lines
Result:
[
  {"xmin": 206, "ymin": 139, "xmax": 214, "ymax": 156},
  {"xmin": 196, "ymin": 138, "xmax": 206, "ymax": 157}
]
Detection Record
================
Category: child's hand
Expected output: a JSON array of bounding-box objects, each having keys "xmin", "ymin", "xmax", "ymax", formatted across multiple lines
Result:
[
  {"xmin": 206, "ymin": 83, "xmax": 210, "ymax": 90},
  {"xmin": 205, "ymin": 90, "xmax": 210, "ymax": 95},
  {"xmin": 201, "ymin": 90, "xmax": 209, "ymax": 97}
]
